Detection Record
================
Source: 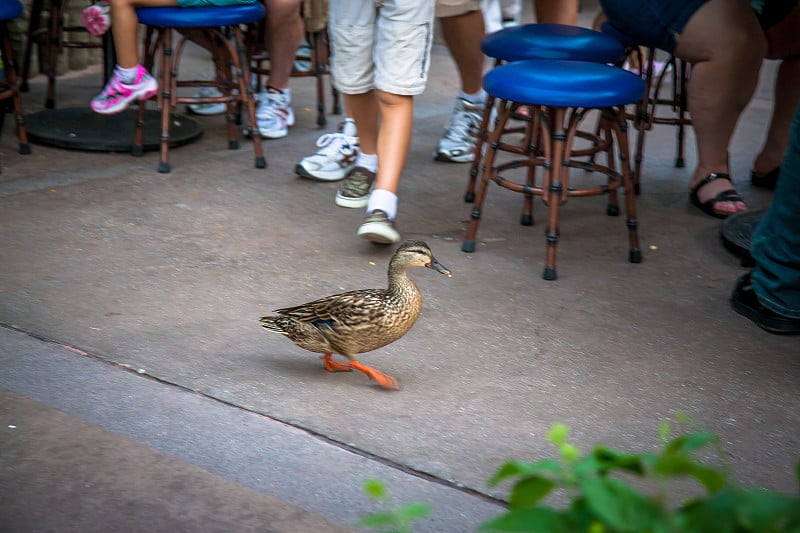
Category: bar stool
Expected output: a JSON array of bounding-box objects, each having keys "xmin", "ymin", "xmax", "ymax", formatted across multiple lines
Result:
[
  {"xmin": 461, "ymin": 59, "xmax": 645, "ymax": 280},
  {"xmin": 134, "ymin": 4, "xmax": 267, "ymax": 173},
  {"xmin": 601, "ymin": 22, "xmax": 692, "ymax": 194},
  {"xmin": 20, "ymin": 0, "xmax": 106, "ymax": 109},
  {"xmin": 1, "ymin": 0, "xmax": 31, "ymax": 171},
  {"xmin": 465, "ymin": 24, "xmax": 626, "ymax": 227}
]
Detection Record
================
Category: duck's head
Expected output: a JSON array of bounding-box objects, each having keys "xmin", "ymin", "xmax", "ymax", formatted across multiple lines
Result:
[{"xmin": 392, "ymin": 240, "xmax": 451, "ymax": 277}]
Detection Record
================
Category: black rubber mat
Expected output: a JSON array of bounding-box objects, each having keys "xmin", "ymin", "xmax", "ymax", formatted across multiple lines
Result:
[
  {"xmin": 720, "ymin": 208, "xmax": 765, "ymax": 267},
  {"xmin": 25, "ymin": 107, "xmax": 202, "ymax": 152}
]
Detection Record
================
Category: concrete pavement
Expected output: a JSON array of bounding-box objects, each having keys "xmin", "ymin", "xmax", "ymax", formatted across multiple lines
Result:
[{"xmin": 1, "ymin": 4, "xmax": 798, "ymax": 531}]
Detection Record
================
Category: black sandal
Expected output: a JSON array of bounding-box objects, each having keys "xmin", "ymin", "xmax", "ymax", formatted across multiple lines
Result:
[
  {"xmin": 751, "ymin": 167, "xmax": 780, "ymax": 190},
  {"xmin": 689, "ymin": 173, "xmax": 746, "ymax": 219}
]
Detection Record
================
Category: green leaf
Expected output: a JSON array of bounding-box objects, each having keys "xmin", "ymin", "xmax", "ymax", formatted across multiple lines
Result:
[
  {"xmin": 590, "ymin": 446, "xmax": 646, "ymax": 476},
  {"xmin": 653, "ymin": 455, "xmax": 726, "ymax": 493},
  {"xmin": 358, "ymin": 511, "xmax": 397, "ymax": 528},
  {"xmin": 397, "ymin": 503, "xmax": 431, "ymax": 520},
  {"xmin": 560, "ymin": 443, "xmax": 581, "ymax": 464},
  {"xmin": 658, "ymin": 421, "xmax": 671, "ymax": 443},
  {"xmin": 548, "ymin": 423, "xmax": 570, "ymax": 446},
  {"xmin": 663, "ymin": 431, "xmax": 718, "ymax": 456},
  {"xmin": 734, "ymin": 487, "xmax": 799, "ymax": 530},
  {"xmin": 509, "ymin": 476, "xmax": 556, "ymax": 508},
  {"xmin": 580, "ymin": 476, "xmax": 664, "ymax": 531},
  {"xmin": 489, "ymin": 459, "xmax": 561, "ymax": 487},
  {"xmin": 480, "ymin": 507, "xmax": 570, "ymax": 532},
  {"xmin": 364, "ymin": 479, "xmax": 388, "ymax": 500}
]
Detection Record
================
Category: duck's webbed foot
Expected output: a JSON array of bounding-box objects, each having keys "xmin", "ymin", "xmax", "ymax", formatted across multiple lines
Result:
[
  {"xmin": 350, "ymin": 361, "xmax": 400, "ymax": 390},
  {"xmin": 321, "ymin": 354, "xmax": 353, "ymax": 372}
]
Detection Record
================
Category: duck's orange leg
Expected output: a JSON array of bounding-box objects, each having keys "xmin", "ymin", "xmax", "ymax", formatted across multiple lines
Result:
[
  {"xmin": 350, "ymin": 361, "xmax": 400, "ymax": 390},
  {"xmin": 321, "ymin": 354, "xmax": 353, "ymax": 372}
]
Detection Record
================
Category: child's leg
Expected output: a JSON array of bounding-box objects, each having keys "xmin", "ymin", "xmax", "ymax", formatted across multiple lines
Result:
[
  {"xmin": 109, "ymin": 0, "xmax": 178, "ymax": 68},
  {"xmin": 373, "ymin": 90, "xmax": 413, "ymax": 195},
  {"xmin": 91, "ymin": 0, "xmax": 176, "ymax": 114}
]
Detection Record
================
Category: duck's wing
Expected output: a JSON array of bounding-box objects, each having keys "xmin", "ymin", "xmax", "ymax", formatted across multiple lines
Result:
[{"xmin": 274, "ymin": 289, "xmax": 388, "ymax": 328}]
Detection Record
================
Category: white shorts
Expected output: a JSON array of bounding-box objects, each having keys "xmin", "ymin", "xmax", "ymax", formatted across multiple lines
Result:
[
  {"xmin": 435, "ymin": 0, "xmax": 481, "ymax": 17},
  {"xmin": 330, "ymin": 0, "xmax": 436, "ymax": 95}
]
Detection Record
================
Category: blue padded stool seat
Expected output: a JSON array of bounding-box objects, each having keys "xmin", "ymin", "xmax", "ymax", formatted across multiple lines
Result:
[
  {"xmin": 136, "ymin": 4, "xmax": 265, "ymax": 27},
  {"xmin": 462, "ymin": 59, "xmax": 644, "ymax": 280},
  {"xmin": 134, "ymin": 3, "xmax": 266, "ymax": 173},
  {"xmin": 484, "ymin": 59, "xmax": 644, "ymax": 109},
  {"xmin": 482, "ymin": 23, "xmax": 625, "ymax": 63},
  {"xmin": 0, "ymin": 1, "xmax": 23, "ymax": 20}
]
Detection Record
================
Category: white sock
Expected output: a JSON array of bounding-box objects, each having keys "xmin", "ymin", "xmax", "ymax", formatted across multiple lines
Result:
[
  {"xmin": 459, "ymin": 89, "xmax": 487, "ymax": 105},
  {"xmin": 355, "ymin": 152, "xmax": 378, "ymax": 173},
  {"xmin": 116, "ymin": 65, "xmax": 139, "ymax": 84},
  {"xmin": 367, "ymin": 189, "xmax": 398, "ymax": 220}
]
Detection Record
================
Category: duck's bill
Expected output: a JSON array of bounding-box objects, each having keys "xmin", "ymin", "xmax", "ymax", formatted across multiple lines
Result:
[{"xmin": 428, "ymin": 259, "xmax": 452, "ymax": 277}]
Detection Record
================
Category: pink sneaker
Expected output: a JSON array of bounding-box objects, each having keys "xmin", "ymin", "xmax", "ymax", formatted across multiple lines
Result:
[
  {"xmin": 82, "ymin": 1, "xmax": 111, "ymax": 37},
  {"xmin": 90, "ymin": 66, "xmax": 158, "ymax": 115}
]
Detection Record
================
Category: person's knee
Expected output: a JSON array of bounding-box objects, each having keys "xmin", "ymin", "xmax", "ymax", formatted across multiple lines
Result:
[{"xmin": 676, "ymin": 0, "xmax": 765, "ymax": 64}]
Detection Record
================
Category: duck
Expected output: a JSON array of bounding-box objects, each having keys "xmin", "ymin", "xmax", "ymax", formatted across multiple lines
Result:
[{"xmin": 260, "ymin": 240, "xmax": 451, "ymax": 390}]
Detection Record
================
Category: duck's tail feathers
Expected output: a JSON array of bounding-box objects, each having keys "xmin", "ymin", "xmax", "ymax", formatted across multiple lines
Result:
[{"xmin": 259, "ymin": 316, "xmax": 288, "ymax": 335}]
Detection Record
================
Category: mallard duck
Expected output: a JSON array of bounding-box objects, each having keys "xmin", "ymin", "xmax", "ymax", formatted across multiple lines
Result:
[{"xmin": 260, "ymin": 240, "xmax": 451, "ymax": 390}]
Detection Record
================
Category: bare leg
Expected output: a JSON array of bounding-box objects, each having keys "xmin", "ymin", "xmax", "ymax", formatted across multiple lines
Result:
[
  {"xmin": 109, "ymin": 0, "xmax": 178, "ymax": 68},
  {"xmin": 754, "ymin": 58, "xmax": 800, "ymax": 175},
  {"xmin": 264, "ymin": 0, "xmax": 304, "ymax": 90},
  {"xmin": 346, "ymin": 91, "xmax": 379, "ymax": 156},
  {"xmin": 533, "ymin": 0, "xmax": 577, "ymax": 24},
  {"xmin": 674, "ymin": 0, "xmax": 765, "ymax": 214},
  {"xmin": 439, "ymin": 10, "xmax": 486, "ymax": 95},
  {"xmin": 753, "ymin": 6, "xmax": 800, "ymax": 175},
  {"xmin": 373, "ymin": 91, "xmax": 414, "ymax": 194}
]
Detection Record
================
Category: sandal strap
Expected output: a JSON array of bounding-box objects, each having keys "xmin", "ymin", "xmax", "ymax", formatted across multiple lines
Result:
[
  {"xmin": 712, "ymin": 189, "xmax": 744, "ymax": 204},
  {"xmin": 691, "ymin": 172, "xmax": 732, "ymax": 195}
]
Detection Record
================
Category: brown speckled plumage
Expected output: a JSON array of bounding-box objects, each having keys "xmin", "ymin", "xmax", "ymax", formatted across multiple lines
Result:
[{"xmin": 259, "ymin": 241, "xmax": 450, "ymax": 389}]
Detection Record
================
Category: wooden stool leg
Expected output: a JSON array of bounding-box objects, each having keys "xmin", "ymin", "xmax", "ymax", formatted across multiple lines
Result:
[
  {"xmin": 462, "ymin": 101, "xmax": 511, "ymax": 254},
  {"xmin": 2, "ymin": 30, "xmax": 31, "ymax": 154},
  {"xmin": 543, "ymin": 107, "xmax": 567, "ymax": 281},
  {"xmin": 520, "ymin": 105, "xmax": 540, "ymax": 226},
  {"xmin": 232, "ymin": 25, "xmax": 266, "ymax": 169},
  {"xmin": 612, "ymin": 108, "xmax": 642, "ymax": 264},
  {"xmin": 464, "ymin": 94, "xmax": 496, "ymax": 203},
  {"xmin": 20, "ymin": 0, "xmax": 45, "ymax": 92},
  {"xmin": 157, "ymin": 26, "xmax": 173, "ymax": 173}
]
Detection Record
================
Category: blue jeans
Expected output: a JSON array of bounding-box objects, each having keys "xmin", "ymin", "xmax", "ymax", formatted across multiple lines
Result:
[{"xmin": 750, "ymin": 103, "xmax": 800, "ymax": 319}]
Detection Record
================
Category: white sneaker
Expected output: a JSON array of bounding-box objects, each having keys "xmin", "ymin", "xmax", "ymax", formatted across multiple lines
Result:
[
  {"xmin": 434, "ymin": 98, "xmax": 485, "ymax": 163},
  {"xmin": 187, "ymin": 87, "xmax": 227, "ymax": 115},
  {"xmin": 295, "ymin": 121, "xmax": 359, "ymax": 181},
  {"xmin": 256, "ymin": 90, "xmax": 295, "ymax": 139},
  {"xmin": 357, "ymin": 210, "xmax": 401, "ymax": 244}
]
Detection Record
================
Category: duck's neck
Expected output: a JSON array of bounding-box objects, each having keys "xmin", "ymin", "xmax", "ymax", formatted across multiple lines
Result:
[{"xmin": 387, "ymin": 266, "xmax": 419, "ymax": 297}]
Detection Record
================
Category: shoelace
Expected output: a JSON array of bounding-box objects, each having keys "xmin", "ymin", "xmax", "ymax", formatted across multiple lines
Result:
[
  {"xmin": 96, "ymin": 74, "xmax": 126, "ymax": 101},
  {"xmin": 315, "ymin": 133, "xmax": 357, "ymax": 157},
  {"xmin": 257, "ymin": 93, "xmax": 289, "ymax": 119},
  {"xmin": 445, "ymin": 102, "xmax": 482, "ymax": 141}
]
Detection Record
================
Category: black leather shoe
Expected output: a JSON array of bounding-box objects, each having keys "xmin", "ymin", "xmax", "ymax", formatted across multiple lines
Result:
[{"xmin": 731, "ymin": 273, "xmax": 800, "ymax": 334}]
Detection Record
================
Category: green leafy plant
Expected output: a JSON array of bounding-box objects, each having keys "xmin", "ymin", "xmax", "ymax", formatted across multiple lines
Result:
[
  {"xmin": 359, "ymin": 478, "xmax": 431, "ymax": 533},
  {"xmin": 359, "ymin": 418, "xmax": 800, "ymax": 532},
  {"xmin": 482, "ymin": 419, "xmax": 800, "ymax": 532}
]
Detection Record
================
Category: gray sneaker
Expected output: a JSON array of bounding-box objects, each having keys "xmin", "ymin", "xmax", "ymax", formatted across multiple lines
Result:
[
  {"xmin": 434, "ymin": 98, "xmax": 485, "ymax": 163},
  {"xmin": 335, "ymin": 166, "xmax": 376, "ymax": 208},
  {"xmin": 357, "ymin": 210, "xmax": 401, "ymax": 244}
]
